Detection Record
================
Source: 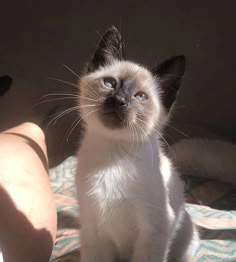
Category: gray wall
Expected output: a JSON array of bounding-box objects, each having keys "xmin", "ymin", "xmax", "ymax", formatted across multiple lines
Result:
[{"xmin": 1, "ymin": 1, "xmax": 236, "ymax": 165}]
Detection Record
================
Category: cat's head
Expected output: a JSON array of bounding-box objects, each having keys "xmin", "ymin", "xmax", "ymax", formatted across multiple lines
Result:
[{"xmin": 79, "ymin": 26, "xmax": 185, "ymax": 141}]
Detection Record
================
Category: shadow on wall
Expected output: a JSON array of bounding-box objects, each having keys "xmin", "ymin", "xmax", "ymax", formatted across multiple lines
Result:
[{"xmin": 0, "ymin": 0, "xmax": 236, "ymax": 165}]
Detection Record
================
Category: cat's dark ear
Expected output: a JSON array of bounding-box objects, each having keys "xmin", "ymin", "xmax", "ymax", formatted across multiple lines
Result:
[
  {"xmin": 152, "ymin": 56, "xmax": 185, "ymax": 112},
  {"xmin": 87, "ymin": 26, "xmax": 124, "ymax": 73},
  {"xmin": 0, "ymin": 75, "xmax": 12, "ymax": 96}
]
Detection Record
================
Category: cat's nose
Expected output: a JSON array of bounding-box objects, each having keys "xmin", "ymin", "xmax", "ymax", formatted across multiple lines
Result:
[{"xmin": 114, "ymin": 95, "xmax": 128, "ymax": 108}]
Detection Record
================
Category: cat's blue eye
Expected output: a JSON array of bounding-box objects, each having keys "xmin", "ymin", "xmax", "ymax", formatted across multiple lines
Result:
[
  {"xmin": 134, "ymin": 92, "xmax": 148, "ymax": 101},
  {"xmin": 103, "ymin": 77, "xmax": 116, "ymax": 89}
]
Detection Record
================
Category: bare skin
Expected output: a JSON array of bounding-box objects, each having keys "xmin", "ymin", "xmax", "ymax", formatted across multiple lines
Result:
[{"xmin": 0, "ymin": 122, "xmax": 57, "ymax": 262}]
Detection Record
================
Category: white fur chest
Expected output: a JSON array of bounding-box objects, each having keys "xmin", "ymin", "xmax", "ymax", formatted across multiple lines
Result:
[
  {"xmin": 77, "ymin": 155, "xmax": 139, "ymax": 253},
  {"xmin": 76, "ymin": 133, "xmax": 172, "ymax": 254}
]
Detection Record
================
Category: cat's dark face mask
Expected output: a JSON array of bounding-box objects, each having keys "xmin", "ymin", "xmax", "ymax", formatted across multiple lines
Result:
[{"xmin": 100, "ymin": 78, "xmax": 134, "ymax": 128}]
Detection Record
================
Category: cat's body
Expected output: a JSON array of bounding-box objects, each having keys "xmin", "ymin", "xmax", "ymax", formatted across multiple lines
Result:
[
  {"xmin": 76, "ymin": 26, "xmax": 198, "ymax": 262},
  {"xmin": 78, "ymin": 132, "xmax": 198, "ymax": 261}
]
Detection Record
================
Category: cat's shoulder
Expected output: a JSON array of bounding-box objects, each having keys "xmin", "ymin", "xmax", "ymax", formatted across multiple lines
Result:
[{"xmin": 159, "ymin": 150, "xmax": 183, "ymax": 190}]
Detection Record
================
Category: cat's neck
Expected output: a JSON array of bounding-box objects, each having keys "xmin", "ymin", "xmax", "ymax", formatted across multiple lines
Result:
[
  {"xmin": 80, "ymin": 127, "xmax": 160, "ymax": 163},
  {"xmin": 81, "ymin": 128, "xmax": 136, "ymax": 155}
]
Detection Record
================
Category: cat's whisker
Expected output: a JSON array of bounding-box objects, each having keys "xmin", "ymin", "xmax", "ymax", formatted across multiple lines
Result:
[
  {"xmin": 62, "ymin": 64, "xmax": 103, "ymax": 102},
  {"xmin": 36, "ymin": 94, "xmax": 100, "ymax": 118},
  {"xmin": 96, "ymin": 30, "xmax": 104, "ymax": 41},
  {"xmin": 132, "ymin": 124, "xmax": 140, "ymax": 156},
  {"xmin": 63, "ymin": 64, "xmax": 80, "ymax": 79},
  {"xmin": 137, "ymin": 118, "xmax": 176, "ymax": 159},
  {"xmin": 49, "ymin": 76, "xmax": 103, "ymax": 103},
  {"xmin": 46, "ymin": 106, "xmax": 79, "ymax": 130},
  {"xmin": 47, "ymin": 104, "xmax": 97, "ymax": 119},
  {"xmin": 60, "ymin": 64, "xmax": 104, "ymax": 101},
  {"xmin": 128, "ymin": 123, "xmax": 136, "ymax": 156},
  {"xmin": 78, "ymin": 96, "xmax": 100, "ymax": 103},
  {"xmin": 166, "ymin": 124, "xmax": 188, "ymax": 137},
  {"xmin": 135, "ymin": 123, "xmax": 153, "ymax": 165},
  {"xmin": 35, "ymin": 96, "xmax": 77, "ymax": 107},
  {"xmin": 154, "ymin": 129, "xmax": 176, "ymax": 159},
  {"xmin": 46, "ymin": 108, "xmax": 73, "ymax": 120},
  {"xmin": 136, "ymin": 123, "xmax": 154, "ymax": 168},
  {"xmin": 41, "ymin": 92, "xmax": 99, "ymax": 103},
  {"xmin": 64, "ymin": 116, "xmax": 80, "ymax": 143},
  {"xmin": 78, "ymin": 78, "xmax": 103, "ymax": 101},
  {"xmin": 79, "ymin": 76, "xmax": 103, "ymax": 100},
  {"xmin": 49, "ymin": 77, "xmax": 78, "ymax": 88},
  {"xmin": 119, "ymin": 122, "xmax": 136, "ymax": 160},
  {"xmin": 83, "ymin": 86, "xmax": 103, "ymax": 102},
  {"xmin": 77, "ymin": 104, "xmax": 99, "ymax": 109},
  {"xmin": 81, "ymin": 79, "xmax": 104, "ymax": 100},
  {"xmin": 41, "ymin": 93, "xmax": 78, "ymax": 99},
  {"xmin": 66, "ymin": 109, "xmax": 99, "ymax": 142},
  {"xmin": 61, "ymin": 64, "xmax": 101, "ymax": 100}
]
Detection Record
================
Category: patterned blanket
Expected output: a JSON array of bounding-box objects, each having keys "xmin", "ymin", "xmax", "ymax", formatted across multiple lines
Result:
[{"xmin": 49, "ymin": 157, "xmax": 236, "ymax": 262}]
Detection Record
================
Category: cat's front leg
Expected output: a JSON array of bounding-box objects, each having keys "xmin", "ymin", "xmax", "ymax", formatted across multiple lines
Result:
[
  {"xmin": 168, "ymin": 211, "xmax": 199, "ymax": 262},
  {"xmin": 80, "ymin": 244, "xmax": 114, "ymax": 262},
  {"xmin": 131, "ymin": 227, "xmax": 169, "ymax": 262},
  {"xmin": 80, "ymin": 230, "xmax": 115, "ymax": 262}
]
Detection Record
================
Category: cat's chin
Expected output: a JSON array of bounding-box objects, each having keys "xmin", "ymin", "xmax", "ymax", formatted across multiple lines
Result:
[
  {"xmin": 83, "ymin": 111, "xmax": 151, "ymax": 142},
  {"xmin": 98, "ymin": 122, "xmax": 131, "ymax": 139},
  {"xmin": 99, "ymin": 110, "xmax": 130, "ymax": 130},
  {"xmin": 85, "ymin": 118, "xmax": 133, "ymax": 142}
]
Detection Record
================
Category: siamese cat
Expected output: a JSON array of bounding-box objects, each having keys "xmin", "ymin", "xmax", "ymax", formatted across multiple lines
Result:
[{"xmin": 76, "ymin": 26, "xmax": 199, "ymax": 262}]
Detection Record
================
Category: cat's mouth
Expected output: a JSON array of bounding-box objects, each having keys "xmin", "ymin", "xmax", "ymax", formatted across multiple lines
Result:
[{"xmin": 99, "ymin": 108, "xmax": 129, "ymax": 129}]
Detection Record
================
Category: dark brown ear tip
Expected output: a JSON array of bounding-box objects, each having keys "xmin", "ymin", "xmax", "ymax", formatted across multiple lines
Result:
[
  {"xmin": 166, "ymin": 55, "xmax": 186, "ymax": 73},
  {"xmin": 86, "ymin": 26, "xmax": 123, "ymax": 73},
  {"xmin": 106, "ymin": 25, "xmax": 119, "ymax": 33},
  {"xmin": 176, "ymin": 55, "xmax": 185, "ymax": 69},
  {"xmin": 168, "ymin": 55, "xmax": 186, "ymax": 64},
  {"xmin": 176, "ymin": 55, "xmax": 185, "ymax": 63},
  {"xmin": 105, "ymin": 25, "xmax": 121, "ymax": 38}
]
